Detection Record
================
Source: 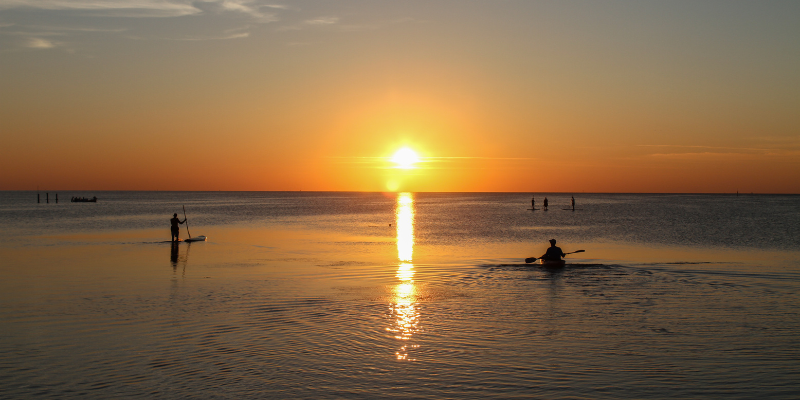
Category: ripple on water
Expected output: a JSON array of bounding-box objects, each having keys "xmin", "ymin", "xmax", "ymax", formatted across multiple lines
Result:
[{"xmin": 1, "ymin": 257, "xmax": 799, "ymax": 398}]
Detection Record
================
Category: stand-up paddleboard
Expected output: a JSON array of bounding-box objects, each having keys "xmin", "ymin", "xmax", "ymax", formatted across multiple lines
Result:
[
  {"xmin": 527, "ymin": 208, "xmax": 540, "ymax": 211},
  {"xmin": 562, "ymin": 208, "xmax": 583, "ymax": 210},
  {"xmin": 182, "ymin": 206, "xmax": 207, "ymax": 242}
]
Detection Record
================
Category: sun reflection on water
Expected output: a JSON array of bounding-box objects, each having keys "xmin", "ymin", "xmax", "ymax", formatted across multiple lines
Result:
[
  {"xmin": 388, "ymin": 193, "xmax": 420, "ymax": 360},
  {"xmin": 396, "ymin": 194, "xmax": 414, "ymax": 262}
]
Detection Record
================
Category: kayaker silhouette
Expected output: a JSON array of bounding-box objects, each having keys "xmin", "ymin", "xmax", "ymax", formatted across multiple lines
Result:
[
  {"xmin": 541, "ymin": 239, "xmax": 565, "ymax": 261},
  {"xmin": 543, "ymin": 197, "xmax": 549, "ymax": 210},
  {"xmin": 170, "ymin": 213, "xmax": 187, "ymax": 242}
]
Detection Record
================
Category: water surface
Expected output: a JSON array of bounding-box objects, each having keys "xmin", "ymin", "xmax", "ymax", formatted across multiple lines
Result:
[{"xmin": 1, "ymin": 192, "xmax": 798, "ymax": 398}]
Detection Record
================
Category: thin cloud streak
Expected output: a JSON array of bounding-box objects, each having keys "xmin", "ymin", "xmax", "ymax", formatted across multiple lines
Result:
[
  {"xmin": 25, "ymin": 25, "xmax": 129, "ymax": 33},
  {"xmin": 170, "ymin": 31, "xmax": 249, "ymax": 40},
  {"xmin": 648, "ymin": 151, "xmax": 800, "ymax": 160},
  {"xmin": 0, "ymin": 0, "xmax": 204, "ymax": 18},
  {"xmin": 305, "ymin": 16, "xmax": 338, "ymax": 25},
  {"xmin": 329, "ymin": 156, "xmax": 540, "ymax": 169},
  {"xmin": 637, "ymin": 144, "xmax": 800, "ymax": 160},
  {"xmin": 276, "ymin": 15, "xmax": 340, "ymax": 31},
  {"xmin": 0, "ymin": 0, "xmax": 282, "ymax": 20},
  {"xmin": 25, "ymin": 37, "xmax": 55, "ymax": 48},
  {"xmin": 329, "ymin": 156, "xmax": 538, "ymax": 161},
  {"xmin": 637, "ymin": 144, "xmax": 770, "ymax": 152},
  {"xmin": 219, "ymin": 0, "xmax": 277, "ymax": 23},
  {"xmin": 277, "ymin": 16, "xmax": 421, "ymax": 33}
]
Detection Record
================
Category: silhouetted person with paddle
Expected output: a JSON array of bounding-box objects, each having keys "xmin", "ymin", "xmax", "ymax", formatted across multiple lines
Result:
[
  {"xmin": 571, "ymin": 196, "xmax": 575, "ymax": 211},
  {"xmin": 543, "ymin": 197, "xmax": 549, "ymax": 211},
  {"xmin": 531, "ymin": 196, "xmax": 535, "ymax": 209},
  {"xmin": 541, "ymin": 239, "xmax": 565, "ymax": 261},
  {"xmin": 170, "ymin": 213, "xmax": 186, "ymax": 242}
]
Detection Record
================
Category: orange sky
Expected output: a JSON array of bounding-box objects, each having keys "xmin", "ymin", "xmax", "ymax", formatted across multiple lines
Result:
[{"xmin": 1, "ymin": 1, "xmax": 798, "ymax": 193}]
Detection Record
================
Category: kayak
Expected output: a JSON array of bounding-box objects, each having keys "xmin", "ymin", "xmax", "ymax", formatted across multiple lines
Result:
[{"xmin": 538, "ymin": 259, "xmax": 565, "ymax": 267}]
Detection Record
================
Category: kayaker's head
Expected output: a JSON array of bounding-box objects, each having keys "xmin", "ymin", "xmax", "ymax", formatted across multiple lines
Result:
[
  {"xmin": 173, "ymin": 213, "xmax": 178, "ymax": 217},
  {"xmin": 549, "ymin": 239, "xmax": 556, "ymax": 245}
]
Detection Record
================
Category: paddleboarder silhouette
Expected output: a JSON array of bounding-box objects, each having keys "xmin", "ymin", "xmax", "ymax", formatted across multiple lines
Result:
[
  {"xmin": 170, "ymin": 213, "xmax": 187, "ymax": 242},
  {"xmin": 543, "ymin": 197, "xmax": 549, "ymax": 210}
]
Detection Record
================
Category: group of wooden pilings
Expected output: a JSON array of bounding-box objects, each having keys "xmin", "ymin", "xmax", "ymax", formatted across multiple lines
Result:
[{"xmin": 38, "ymin": 193, "xmax": 58, "ymax": 203}]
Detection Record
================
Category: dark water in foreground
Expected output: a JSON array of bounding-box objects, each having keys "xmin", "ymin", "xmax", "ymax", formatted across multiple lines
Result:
[{"xmin": 1, "ymin": 192, "xmax": 798, "ymax": 398}]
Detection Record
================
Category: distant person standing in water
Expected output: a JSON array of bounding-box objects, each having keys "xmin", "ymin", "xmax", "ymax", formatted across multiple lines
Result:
[
  {"xmin": 531, "ymin": 196, "xmax": 535, "ymax": 209},
  {"xmin": 543, "ymin": 197, "xmax": 549, "ymax": 211},
  {"xmin": 170, "ymin": 213, "xmax": 187, "ymax": 242},
  {"xmin": 540, "ymin": 239, "xmax": 565, "ymax": 261},
  {"xmin": 571, "ymin": 196, "xmax": 575, "ymax": 211}
]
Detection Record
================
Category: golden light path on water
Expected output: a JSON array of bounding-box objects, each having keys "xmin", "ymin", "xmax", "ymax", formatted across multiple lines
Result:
[{"xmin": 389, "ymin": 193, "xmax": 420, "ymax": 361}]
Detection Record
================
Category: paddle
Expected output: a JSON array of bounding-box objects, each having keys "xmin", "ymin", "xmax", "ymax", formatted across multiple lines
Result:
[
  {"xmin": 525, "ymin": 249, "xmax": 585, "ymax": 263},
  {"xmin": 182, "ymin": 205, "xmax": 192, "ymax": 240}
]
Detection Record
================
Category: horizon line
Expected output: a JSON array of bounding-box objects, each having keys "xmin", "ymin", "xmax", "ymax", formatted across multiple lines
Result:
[{"xmin": 3, "ymin": 190, "xmax": 797, "ymax": 195}]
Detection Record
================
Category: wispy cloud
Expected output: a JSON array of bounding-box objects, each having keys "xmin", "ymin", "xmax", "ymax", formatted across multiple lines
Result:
[
  {"xmin": 34, "ymin": 25, "xmax": 128, "ymax": 33},
  {"xmin": 219, "ymin": 0, "xmax": 277, "ymax": 23},
  {"xmin": 2, "ymin": 22, "xmax": 130, "ymax": 51},
  {"xmin": 0, "ymin": 0, "xmax": 204, "ymax": 18},
  {"xmin": 277, "ymin": 15, "xmax": 339, "ymax": 31},
  {"xmin": 12, "ymin": 25, "xmax": 128, "ymax": 35},
  {"xmin": 0, "ymin": 1, "xmax": 287, "ymax": 47},
  {"xmin": 636, "ymin": 143, "xmax": 800, "ymax": 160},
  {"xmin": 328, "ymin": 156, "xmax": 539, "ymax": 169},
  {"xmin": 170, "ymin": 27, "xmax": 250, "ymax": 41},
  {"xmin": 25, "ymin": 37, "xmax": 55, "ymax": 48},
  {"xmin": 647, "ymin": 151, "xmax": 800, "ymax": 161},
  {"xmin": 749, "ymin": 136, "xmax": 800, "ymax": 149},
  {"xmin": 648, "ymin": 152, "xmax": 757, "ymax": 160},
  {"xmin": 330, "ymin": 156, "xmax": 537, "ymax": 161},
  {"xmin": 0, "ymin": 1, "xmax": 286, "ymax": 20},
  {"xmin": 263, "ymin": 4, "xmax": 287, "ymax": 10},
  {"xmin": 305, "ymin": 16, "xmax": 338, "ymax": 25},
  {"xmin": 637, "ymin": 144, "xmax": 769, "ymax": 152},
  {"xmin": 277, "ymin": 15, "xmax": 420, "ymax": 33},
  {"xmin": 428, "ymin": 157, "xmax": 537, "ymax": 160}
]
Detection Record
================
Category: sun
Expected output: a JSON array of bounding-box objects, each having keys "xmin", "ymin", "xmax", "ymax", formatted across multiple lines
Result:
[{"xmin": 391, "ymin": 148, "xmax": 420, "ymax": 169}]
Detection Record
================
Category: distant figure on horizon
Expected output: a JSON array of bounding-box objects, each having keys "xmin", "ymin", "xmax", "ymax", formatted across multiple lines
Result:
[
  {"xmin": 531, "ymin": 196, "xmax": 535, "ymax": 209},
  {"xmin": 540, "ymin": 239, "xmax": 565, "ymax": 261},
  {"xmin": 170, "ymin": 213, "xmax": 187, "ymax": 242},
  {"xmin": 543, "ymin": 197, "xmax": 548, "ymax": 211},
  {"xmin": 571, "ymin": 196, "xmax": 575, "ymax": 211}
]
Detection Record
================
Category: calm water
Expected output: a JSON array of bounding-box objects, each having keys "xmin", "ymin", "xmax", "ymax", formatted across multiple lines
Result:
[{"xmin": 1, "ymin": 191, "xmax": 799, "ymax": 398}]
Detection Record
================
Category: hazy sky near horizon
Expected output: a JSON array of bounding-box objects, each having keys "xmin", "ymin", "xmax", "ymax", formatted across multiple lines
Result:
[{"xmin": 1, "ymin": 0, "xmax": 798, "ymax": 192}]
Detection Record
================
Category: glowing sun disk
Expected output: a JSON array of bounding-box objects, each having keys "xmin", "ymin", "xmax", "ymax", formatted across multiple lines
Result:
[{"xmin": 391, "ymin": 148, "xmax": 420, "ymax": 169}]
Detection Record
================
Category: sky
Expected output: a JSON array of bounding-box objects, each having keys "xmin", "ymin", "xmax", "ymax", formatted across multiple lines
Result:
[{"xmin": 1, "ymin": 0, "xmax": 798, "ymax": 193}]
